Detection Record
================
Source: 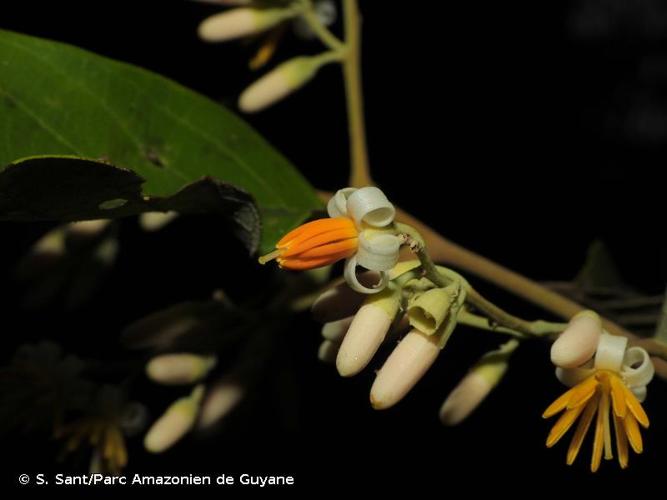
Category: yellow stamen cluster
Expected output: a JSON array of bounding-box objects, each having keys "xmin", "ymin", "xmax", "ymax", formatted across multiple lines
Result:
[
  {"xmin": 543, "ymin": 370, "xmax": 649, "ymax": 472},
  {"xmin": 55, "ymin": 417, "xmax": 128, "ymax": 474}
]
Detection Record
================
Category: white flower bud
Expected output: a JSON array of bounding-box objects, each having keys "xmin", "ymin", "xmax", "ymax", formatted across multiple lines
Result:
[
  {"xmin": 197, "ymin": 381, "xmax": 244, "ymax": 430},
  {"xmin": 239, "ymin": 56, "xmax": 325, "ymax": 113},
  {"xmin": 198, "ymin": 8, "xmax": 295, "ymax": 43},
  {"xmin": 336, "ymin": 286, "xmax": 400, "ymax": 377},
  {"xmin": 551, "ymin": 310, "xmax": 601, "ymax": 368},
  {"xmin": 439, "ymin": 340, "xmax": 516, "ymax": 426},
  {"xmin": 146, "ymin": 354, "xmax": 217, "ymax": 385},
  {"xmin": 144, "ymin": 385, "xmax": 205, "ymax": 453},
  {"xmin": 370, "ymin": 329, "xmax": 440, "ymax": 410}
]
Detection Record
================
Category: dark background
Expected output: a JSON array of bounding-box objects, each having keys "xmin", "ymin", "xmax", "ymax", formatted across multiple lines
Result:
[{"xmin": 1, "ymin": 0, "xmax": 666, "ymax": 494}]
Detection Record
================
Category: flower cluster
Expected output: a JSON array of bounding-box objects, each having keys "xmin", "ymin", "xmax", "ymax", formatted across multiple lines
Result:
[{"xmin": 194, "ymin": 0, "xmax": 341, "ymax": 112}]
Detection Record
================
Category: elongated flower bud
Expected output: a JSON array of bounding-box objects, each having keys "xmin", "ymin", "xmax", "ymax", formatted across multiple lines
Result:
[
  {"xmin": 311, "ymin": 273, "xmax": 376, "ymax": 322},
  {"xmin": 336, "ymin": 285, "xmax": 401, "ymax": 377},
  {"xmin": 239, "ymin": 56, "xmax": 327, "ymax": 113},
  {"xmin": 439, "ymin": 340, "xmax": 518, "ymax": 426},
  {"xmin": 198, "ymin": 7, "xmax": 296, "ymax": 43},
  {"xmin": 321, "ymin": 316, "xmax": 354, "ymax": 343},
  {"xmin": 139, "ymin": 211, "xmax": 178, "ymax": 232},
  {"xmin": 318, "ymin": 340, "xmax": 339, "ymax": 364},
  {"xmin": 370, "ymin": 329, "xmax": 440, "ymax": 410},
  {"xmin": 198, "ymin": 381, "xmax": 244, "ymax": 430},
  {"xmin": 144, "ymin": 385, "xmax": 205, "ymax": 453},
  {"xmin": 146, "ymin": 354, "xmax": 217, "ymax": 385},
  {"xmin": 551, "ymin": 310, "xmax": 601, "ymax": 368}
]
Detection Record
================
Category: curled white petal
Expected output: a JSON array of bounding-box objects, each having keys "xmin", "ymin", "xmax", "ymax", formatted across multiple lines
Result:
[
  {"xmin": 631, "ymin": 385, "xmax": 647, "ymax": 403},
  {"xmin": 356, "ymin": 231, "xmax": 400, "ymax": 271},
  {"xmin": 556, "ymin": 365, "xmax": 595, "ymax": 387},
  {"xmin": 621, "ymin": 346, "xmax": 654, "ymax": 389},
  {"xmin": 593, "ymin": 332, "xmax": 627, "ymax": 372},
  {"xmin": 344, "ymin": 257, "xmax": 388, "ymax": 294},
  {"xmin": 346, "ymin": 187, "xmax": 395, "ymax": 228},
  {"xmin": 327, "ymin": 187, "xmax": 356, "ymax": 218}
]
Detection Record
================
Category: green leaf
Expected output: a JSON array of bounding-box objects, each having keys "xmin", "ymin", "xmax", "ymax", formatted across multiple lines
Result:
[{"xmin": 0, "ymin": 30, "xmax": 321, "ymax": 253}]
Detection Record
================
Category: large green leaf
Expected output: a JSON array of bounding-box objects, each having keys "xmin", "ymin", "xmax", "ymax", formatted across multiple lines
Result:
[{"xmin": 0, "ymin": 29, "xmax": 321, "ymax": 253}]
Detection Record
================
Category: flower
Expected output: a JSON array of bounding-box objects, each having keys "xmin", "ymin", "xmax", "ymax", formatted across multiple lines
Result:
[
  {"xmin": 543, "ymin": 325, "xmax": 655, "ymax": 471},
  {"xmin": 55, "ymin": 385, "xmax": 146, "ymax": 474},
  {"xmin": 259, "ymin": 187, "xmax": 401, "ymax": 294}
]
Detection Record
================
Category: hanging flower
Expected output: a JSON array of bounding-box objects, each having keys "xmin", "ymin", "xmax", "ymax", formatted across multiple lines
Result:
[
  {"xmin": 543, "ymin": 318, "xmax": 654, "ymax": 472},
  {"xmin": 259, "ymin": 187, "xmax": 401, "ymax": 293}
]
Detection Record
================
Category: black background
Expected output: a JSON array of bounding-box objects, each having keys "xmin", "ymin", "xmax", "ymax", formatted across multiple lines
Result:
[{"xmin": 1, "ymin": 0, "xmax": 667, "ymax": 494}]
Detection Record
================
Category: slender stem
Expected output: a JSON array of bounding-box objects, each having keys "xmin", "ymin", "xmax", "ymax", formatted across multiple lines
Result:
[
  {"xmin": 396, "ymin": 222, "xmax": 571, "ymax": 339},
  {"xmin": 342, "ymin": 0, "xmax": 372, "ymax": 187},
  {"xmin": 654, "ymin": 286, "xmax": 667, "ymax": 343},
  {"xmin": 300, "ymin": 1, "xmax": 345, "ymax": 52}
]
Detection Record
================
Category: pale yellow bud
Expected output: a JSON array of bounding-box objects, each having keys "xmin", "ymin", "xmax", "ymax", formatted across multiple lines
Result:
[
  {"xmin": 321, "ymin": 316, "xmax": 353, "ymax": 342},
  {"xmin": 336, "ymin": 286, "xmax": 401, "ymax": 377},
  {"xmin": 197, "ymin": 381, "xmax": 244, "ymax": 429},
  {"xmin": 67, "ymin": 219, "xmax": 111, "ymax": 238},
  {"xmin": 198, "ymin": 8, "xmax": 295, "ymax": 43},
  {"xmin": 370, "ymin": 329, "xmax": 440, "ymax": 410},
  {"xmin": 439, "ymin": 340, "xmax": 517, "ymax": 425},
  {"xmin": 139, "ymin": 211, "xmax": 178, "ymax": 232},
  {"xmin": 32, "ymin": 228, "xmax": 66, "ymax": 256},
  {"xmin": 550, "ymin": 310, "xmax": 601, "ymax": 368},
  {"xmin": 318, "ymin": 340, "xmax": 339, "ymax": 364},
  {"xmin": 146, "ymin": 354, "xmax": 217, "ymax": 385},
  {"xmin": 239, "ymin": 56, "xmax": 325, "ymax": 113},
  {"xmin": 144, "ymin": 385, "xmax": 205, "ymax": 453}
]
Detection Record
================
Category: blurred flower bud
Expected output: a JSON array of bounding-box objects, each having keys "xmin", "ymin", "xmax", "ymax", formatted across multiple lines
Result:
[
  {"xmin": 311, "ymin": 276, "xmax": 375, "ymax": 323},
  {"xmin": 370, "ymin": 329, "xmax": 440, "ymax": 410},
  {"xmin": 197, "ymin": 380, "xmax": 244, "ymax": 430},
  {"xmin": 321, "ymin": 316, "xmax": 354, "ymax": 343},
  {"xmin": 139, "ymin": 211, "xmax": 179, "ymax": 232},
  {"xmin": 198, "ymin": 7, "xmax": 296, "ymax": 43},
  {"xmin": 439, "ymin": 340, "xmax": 518, "ymax": 426},
  {"xmin": 550, "ymin": 310, "xmax": 601, "ymax": 368},
  {"xmin": 121, "ymin": 301, "xmax": 227, "ymax": 350},
  {"xmin": 336, "ymin": 285, "xmax": 401, "ymax": 377},
  {"xmin": 318, "ymin": 339, "xmax": 339, "ymax": 364},
  {"xmin": 67, "ymin": 219, "xmax": 111, "ymax": 240},
  {"xmin": 239, "ymin": 56, "xmax": 330, "ymax": 113},
  {"xmin": 146, "ymin": 354, "xmax": 217, "ymax": 385},
  {"xmin": 144, "ymin": 385, "xmax": 205, "ymax": 453}
]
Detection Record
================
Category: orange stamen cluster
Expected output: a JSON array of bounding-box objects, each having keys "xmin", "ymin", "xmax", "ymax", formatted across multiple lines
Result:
[
  {"xmin": 543, "ymin": 370, "xmax": 649, "ymax": 472},
  {"xmin": 259, "ymin": 217, "xmax": 359, "ymax": 271}
]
